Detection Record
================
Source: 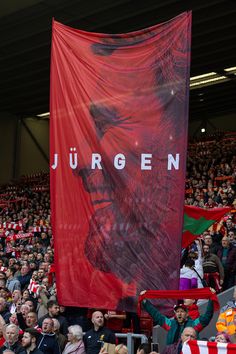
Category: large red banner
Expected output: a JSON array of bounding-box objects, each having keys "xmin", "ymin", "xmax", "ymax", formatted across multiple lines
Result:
[{"xmin": 50, "ymin": 12, "xmax": 192, "ymax": 311}]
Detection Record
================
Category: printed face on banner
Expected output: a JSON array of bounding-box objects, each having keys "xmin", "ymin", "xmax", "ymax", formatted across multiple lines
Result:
[
  {"xmin": 74, "ymin": 37, "xmax": 186, "ymax": 298},
  {"xmin": 51, "ymin": 14, "xmax": 191, "ymax": 310}
]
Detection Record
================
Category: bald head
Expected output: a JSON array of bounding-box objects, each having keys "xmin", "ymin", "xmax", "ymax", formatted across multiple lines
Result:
[
  {"xmin": 181, "ymin": 327, "xmax": 197, "ymax": 343},
  {"xmin": 92, "ymin": 311, "xmax": 104, "ymax": 330}
]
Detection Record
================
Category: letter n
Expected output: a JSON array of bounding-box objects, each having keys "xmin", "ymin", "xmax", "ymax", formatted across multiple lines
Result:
[{"xmin": 167, "ymin": 154, "xmax": 179, "ymax": 170}]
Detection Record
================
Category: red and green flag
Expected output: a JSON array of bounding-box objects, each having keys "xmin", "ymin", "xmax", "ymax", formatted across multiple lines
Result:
[{"xmin": 182, "ymin": 205, "xmax": 231, "ymax": 248}]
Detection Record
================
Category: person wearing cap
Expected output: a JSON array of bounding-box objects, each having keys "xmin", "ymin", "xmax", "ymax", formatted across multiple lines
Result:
[{"xmin": 140, "ymin": 290, "xmax": 214, "ymax": 345}]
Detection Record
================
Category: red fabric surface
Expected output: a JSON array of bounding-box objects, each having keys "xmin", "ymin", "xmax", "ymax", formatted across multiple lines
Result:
[
  {"xmin": 182, "ymin": 206, "xmax": 231, "ymax": 248},
  {"xmin": 138, "ymin": 288, "xmax": 219, "ymax": 315},
  {"xmin": 184, "ymin": 206, "xmax": 231, "ymax": 221},
  {"xmin": 50, "ymin": 12, "xmax": 192, "ymax": 311},
  {"xmin": 182, "ymin": 340, "xmax": 236, "ymax": 354}
]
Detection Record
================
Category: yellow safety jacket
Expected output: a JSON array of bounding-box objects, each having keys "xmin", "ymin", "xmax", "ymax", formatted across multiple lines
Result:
[{"xmin": 216, "ymin": 307, "xmax": 236, "ymax": 335}]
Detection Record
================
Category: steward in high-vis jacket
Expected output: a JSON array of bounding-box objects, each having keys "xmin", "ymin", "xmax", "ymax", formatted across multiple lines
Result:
[{"xmin": 216, "ymin": 287, "xmax": 236, "ymax": 336}]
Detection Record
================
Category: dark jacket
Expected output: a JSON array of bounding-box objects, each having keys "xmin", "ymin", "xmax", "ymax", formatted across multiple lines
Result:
[
  {"xmin": 142, "ymin": 299, "xmax": 214, "ymax": 345},
  {"xmin": 55, "ymin": 333, "xmax": 67, "ymax": 352},
  {"xmin": 217, "ymin": 245, "xmax": 236, "ymax": 273},
  {"xmin": 84, "ymin": 326, "xmax": 116, "ymax": 354},
  {"xmin": 161, "ymin": 340, "xmax": 182, "ymax": 354},
  {"xmin": 37, "ymin": 333, "xmax": 61, "ymax": 354},
  {"xmin": 17, "ymin": 273, "xmax": 31, "ymax": 290},
  {"xmin": 0, "ymin": 309, "xmax": 11, "ymax": 323},
  {"xmin": 29, "ymin": 348, "xmax": 44, "ymax": 354}
]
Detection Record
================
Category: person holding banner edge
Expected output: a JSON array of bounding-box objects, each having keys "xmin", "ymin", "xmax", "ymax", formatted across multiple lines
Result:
[{"xmin": 140, "ymin": 288, "xmax": 215, "ymax": 345}]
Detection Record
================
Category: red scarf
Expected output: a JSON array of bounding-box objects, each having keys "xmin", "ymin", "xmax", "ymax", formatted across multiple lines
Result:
[{"xmin": 137, "ymin": 288, "xmax": 219, "ymax": 315}]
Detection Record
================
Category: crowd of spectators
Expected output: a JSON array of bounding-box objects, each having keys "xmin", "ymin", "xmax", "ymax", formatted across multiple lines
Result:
[
  {"xmin": 185, "ymin": 132, "xmax": 236, "ymax": 209},
  {"xmin": 181, "ymin": 132, "xmax": 236, "ymax": 294},
  {"xmin": 0, "ymin": 131, "xmax": 235, "ymax": 353}
]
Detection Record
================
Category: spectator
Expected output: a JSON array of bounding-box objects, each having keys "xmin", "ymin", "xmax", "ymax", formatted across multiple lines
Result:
[
  {"xmin": 228, "ymin": 230, "xmax": 236, "ymax": 247},
  {"xmin": 203, "ymin": 234, "xmax": 220, "ymax": 255},
  {"xmin": 217, "ymin": 236, "xmax": 236, "ymax": 290},
  {"xmin": 9, "ymin": 289, "xmax": 22, "ymax": 314},
  {"xmin": 215, "ymin": 332, "xmax": 231, "ymax": 343},
  {"xmin": 14, "ymin": 262, "xmax": 22, "ymax": 278},
  {"xmin": 84, "ymin": 311, "xmax": 116, "ymax": 354},
  {"xmin": 183, "ymin": 299, "xmax": 200, "ymax": 320},
  {"xmin": 179, "ymin": 259, "xmax": 198, "ymax": 290},
  {"xmin": 22, "ymin": 289, "xmax": 31, "ymax": 303},
  {"xmin": 63, "ymin": 325, "xmax": 85, "ymax": 354},
  {"xmin": 202, "ymin": 244, "xmax": 224, "ymax": 293},
  {"xmin": 22, "ymin": 328, "xmax": 44, "ymax": 354},
  {"xmin": 216, "ymin": 287, "xmax": 236, "ymax": 338},
  {"xmin": 161, "ymin": 327, "xmax": 197, "ymax": 354},
  {"xmin": 205, "ymin": 198, "xmax": 218, "ymax": 209},
  {"xmin": 37, "ymin": 269, "xmax": 45, "ymax": 283},
  {"xmin": 0, "ymin": 287, "xmax": 11, "ymax": 301},
  {"xmin": 37, "ymin": 318, "xmax": 60, "ymax": 354},
  {"xmin": 0, "ymin": 297, "xmax": 11, "ymax": 323},
  {"xmin": 17, "ymin": 265, "xmax": 31, "ymax": 291},
  {"xmin": 17, "ymin": 311, "xmax": 38, "ymax": 331},
  {"xmin": 9, "ymin": 312, "xmax": 19, "ymax": 326},
  {"xmin": 0, "ymin": 271, "xmax": 6, "ymax": 286},
  {"xmin": 38, "ymin": 300, "xmax": 68, "ymax": 335},
  {"xmin": 25, "ymin": 299, "xmax": 36, "ymax": 312},
  {"xmin": 52, "ymin": 318, "xmax": 67, "ymax": 352},
  {"xmin": 6, "ymin": 267, "xmax": 21, "ymax": 293},
  {"xmin": 0, "ymin": 324, "xmax": 26, "ymax": 354},
  {"xmin": 20, "ymin": 304, "xmax": 31, "ymax": 320},
  {"xmin": 141, "ymin": 290, "xmax": 214, "ymax": 345}
]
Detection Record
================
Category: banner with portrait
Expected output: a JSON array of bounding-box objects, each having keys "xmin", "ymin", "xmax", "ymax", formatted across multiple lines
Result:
[{"xmin": 50, "ymin": 12, "xmax": 192, "ymax": 310}]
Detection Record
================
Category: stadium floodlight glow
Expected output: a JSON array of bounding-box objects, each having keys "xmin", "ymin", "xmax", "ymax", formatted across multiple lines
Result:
[
  {"xmin": 190, "ymin": 72, "xmax": 216, "ymax": 81},
  {"xmin": 37, "ymin": 111, "xmax": 50, "ymax": 117},
  {"xmin": 190, "ymin": 75, "xmax": 228, "ymax": 88},
  {"xmin": 224, "ymin": 66, "xmax": 236, "ymax": 72}
]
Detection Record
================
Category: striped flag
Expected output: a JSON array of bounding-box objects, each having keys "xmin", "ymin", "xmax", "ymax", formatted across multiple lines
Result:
[
  {"xmin": 182, "ymin": 206, "xmax": 231, "ymax": 248},
  {"xmin": 182, "ymin": 340, "xmax": 236, "ymax": 354}
]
